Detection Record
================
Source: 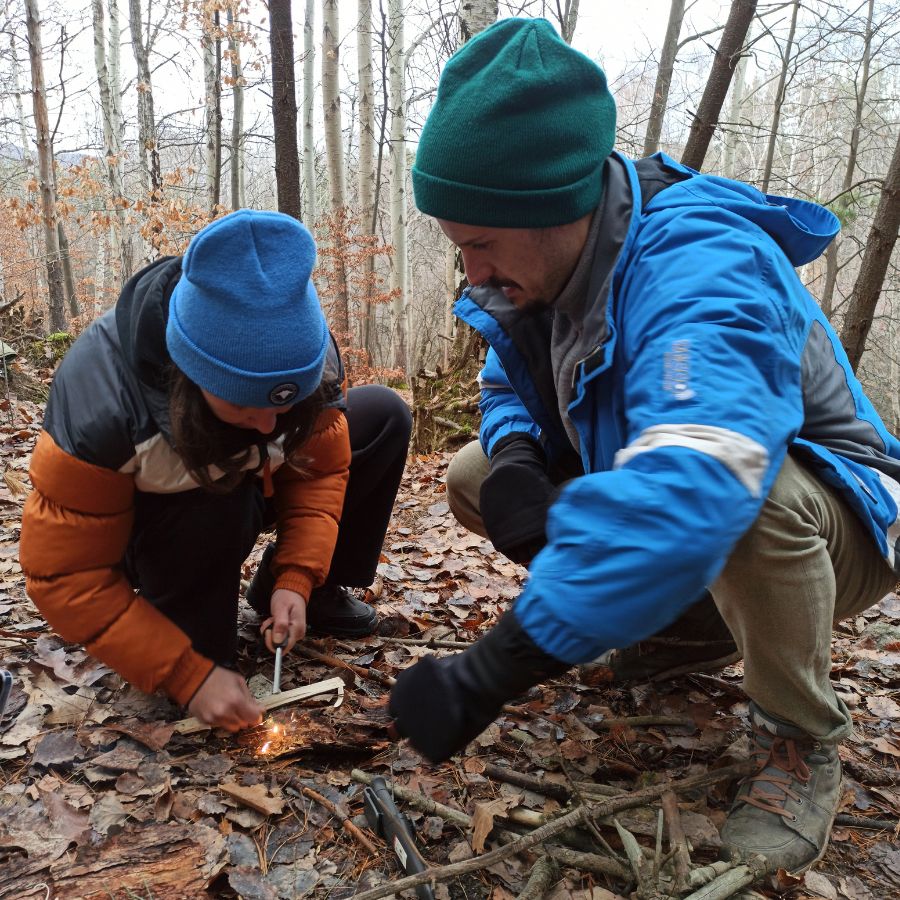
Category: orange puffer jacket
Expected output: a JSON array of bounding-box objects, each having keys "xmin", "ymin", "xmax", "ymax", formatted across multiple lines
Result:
[{"xmin": 19, "ymin": 257, "xmax": 350, "ymax": 706}]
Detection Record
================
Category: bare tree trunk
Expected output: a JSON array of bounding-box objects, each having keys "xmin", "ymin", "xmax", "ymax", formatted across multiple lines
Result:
[
  {"xmin": 820, "ymin": 0, "xmax": 875, "ymax": 319},
  {"xmin": 681, "ymin": 0, "xmax": 757, "ymax": 171},
  {"xmin": 107, "ymin": 0, "xmax": 131, "ymax": 277},
  {"xmin": 459, "ymin": 0, "xmax": 498, "ymax": 41},
  {"xmin": 322, "ymin": 0, "xmax": 351, "ymax": 342},
  {"xmin": 388, "ymin": 0, "xmax": 407, "ymax": 372},
  {"xmin": 558, "ymin": 0, "xmax": 580, "ymax": 43},
  {"xmin": 24, "ymin": 0, "xmax": 65, "ymax": 333},
  {"xmin": 202, "ymin": 10, "xmax": 223, "ymax": 212},
  {"xmin": 358, "ymin": 0, "xmax": 378, "ymax": 355},
  {"xmin": 839, "ymin": 131, "xmax": 900, "ymax": 372},
  {"xmin": 227, "ymin": 5, "xmax": 244, "ymax": 209},
  {"xmin": 57, "ymin": 221, "xmax": 79, "ymax": 318},
  {"xmin": 722, "ymin": 43, "xmax": 749, "ymax": 178},
  {"xmin": 91, "ymin": 0, "xmax": 127, "ymax": 281},
  {"xmin": 643, "ymin": 0, "xmax": 685, "ymax": 158},
  {"xmin": 269, "ymin": 0, "xmax": 302, "ymax": 219},
  {"xmin": 127, "ymin": 0, "xmax": 161, "ymax": 196},
  {"xmin": 760, "ymin": 0, "xmax": 799, "ymax": 193},
  {"xmin": 302, "ymin": 0, "xmax": 316, "ymax": 225}
]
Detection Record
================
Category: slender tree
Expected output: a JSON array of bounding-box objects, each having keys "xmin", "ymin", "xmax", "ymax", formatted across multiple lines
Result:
[
  {"xmin": 839, "ymin": 131, "xmax": 900, "ymax": 371},
  {"xmin": 202, "ymin": 8, "xmax": 223, "ymax": 211},
  {"xmin": 226, "ymin": 4, "xmax": 245, "ymax": 209},
  {"xmin": 322, "ymin": 0, "xmax": 351, "ymax": 340},
  {"xmin": 269, "ymin": 0, "xmax": 302, "ymax": 219},
  {"xmin": 760, "ymin": 0, "xmax": 800, "ymax": 194},
  {"xmin": 127, "ymin": 0, "xmax": 161, "ymax": 195},
  {"xmin": 643, "ymin": 0, "xmax": 685, "ymax": 158},
  {"xmin": 387, "ymin": 0, "xmax": 407, "ymax": 370},
  {"xmin": 681, "ymin": 0, "xmax": 757, "ymax": 171},
  {"xmin": 302, "ymin": 0, "xmax": 316, "ymax": 224},
  {"xmin": 358, "ymin": 0, "xmax": 378, "ymax": 353},
  {"xmin": 459, "ymin": 0, "xmax": 498, "ymax": 41},
  {"xmin": 24, "ymin": 0, "xmax": 66, "ymax": 332}
]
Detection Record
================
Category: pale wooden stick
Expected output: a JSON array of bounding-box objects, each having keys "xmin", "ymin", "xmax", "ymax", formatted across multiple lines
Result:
[{"xmin": 172, "ymin": 676, "xmax": 345, "ymax": 735}]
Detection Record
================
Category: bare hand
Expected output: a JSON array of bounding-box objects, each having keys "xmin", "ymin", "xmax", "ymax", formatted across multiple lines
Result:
[
  {"xmin": 260, "ymin": 588, "xmax": 307, "ymax": 653},
  {"xmin": 188, "ymin": 666, "xmax": 264, "ymax": 732}
]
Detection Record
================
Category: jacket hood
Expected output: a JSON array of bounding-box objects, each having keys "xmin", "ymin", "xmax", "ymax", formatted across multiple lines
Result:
[
  {"xmin": 645, "ymin": 154, "xmax": 839, "ymax": 267},
  {"xmin": 114, "ymin": 255, "xmax": 183, "ymax": 432}
]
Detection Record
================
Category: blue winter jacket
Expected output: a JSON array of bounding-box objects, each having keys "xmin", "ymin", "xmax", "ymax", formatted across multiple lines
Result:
[{"xmin": 455, "ymin": 152, "xmax": 900, "ymax": 664}]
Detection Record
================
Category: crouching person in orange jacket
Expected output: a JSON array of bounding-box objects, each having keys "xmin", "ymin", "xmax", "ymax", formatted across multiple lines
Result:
[{"xmin": 19, "ymin": 210, "xmax": 411, "ymax": 731}]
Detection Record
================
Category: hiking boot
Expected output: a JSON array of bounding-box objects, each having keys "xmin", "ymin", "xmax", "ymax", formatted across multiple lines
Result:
[
  {"xmin": 306, "ymin": 584, "xmax": 378, "ymax": 638},
  {"xmin": 246, "ymin": 544, "xmax": 378, "ymax": 638},
  {"xmin": 580, "ymin": 591, "xmax": 741, "ymax": 683},
  {"xmin": 720, "ymin": 703, "xmax": 841, "ymax": 874},
  {"xmin": 583, "ymin": 637, "xmax": 741, "ymax": 683}
]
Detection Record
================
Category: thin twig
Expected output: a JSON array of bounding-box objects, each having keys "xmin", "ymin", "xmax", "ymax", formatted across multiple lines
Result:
[
  {"xmin": 381, "ymin": 636, "xmax": 475, "ymax": 649},
  {"xmin": 661, "ymin": 790, "xmax": 692, "ymax": 893},
  {"xmin": 283, "ymin": 776, "xmax": 379, "ymax": 856},
  {"xmin": 299, "ymin": 642, "xmax": 396, "ymax": 688},
  {"xmin": 483, "ymin": 762, "xmax": 572, "ymax": 805}
]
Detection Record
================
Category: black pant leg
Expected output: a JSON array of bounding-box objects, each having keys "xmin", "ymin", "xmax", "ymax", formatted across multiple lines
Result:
[
  {"xmin": 125, "ymin": 476, "xmax": 266, "ymax": 666},
  {"xmin": 324, "ymin": 385, "xmax": 411, "ymax": 587}
]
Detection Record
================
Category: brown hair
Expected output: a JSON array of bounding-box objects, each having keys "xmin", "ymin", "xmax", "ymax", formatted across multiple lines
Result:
[{"xmin": 167, "ymin": 365, "xmax": 325, "ymax": 493}]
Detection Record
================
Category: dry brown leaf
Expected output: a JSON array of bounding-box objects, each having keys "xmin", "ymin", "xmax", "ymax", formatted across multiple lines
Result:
[
  {"xmin": 3, "ymin": 469, "xmax": 28, "ymax": 498},
  {"xmin": 471, "ymin": 797, "xmax": 514, "ymax": 854},
  {"xmin": 220, "ymin": 780, "xmax": 285, "ymax": 817},
  {"xmin": 872, "ymin": 737, "xmax": 900, "ymax": 758},
  {"xmin": 866, "ymin": 695, "xmax": 900, "ymax": 720}
]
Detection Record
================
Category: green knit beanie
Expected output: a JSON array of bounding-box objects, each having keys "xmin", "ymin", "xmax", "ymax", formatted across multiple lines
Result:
[{"xmin": 412, "ymin": 17, "xmax": 616, "ymax": 228}]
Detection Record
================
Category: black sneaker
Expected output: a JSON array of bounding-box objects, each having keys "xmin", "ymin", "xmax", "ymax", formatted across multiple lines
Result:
[
  {"xmin": 306, "ymin": 584, "xmax": 378, "ymax": 638},
  {"xmin": 246, "ymin": 544, "xmax": 378, "ymax": 638}
]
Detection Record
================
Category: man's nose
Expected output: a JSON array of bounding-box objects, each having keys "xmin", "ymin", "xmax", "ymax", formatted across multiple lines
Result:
[{"xmin": 461, "ymin": 250, "xmax": 492, "ymax": 287}]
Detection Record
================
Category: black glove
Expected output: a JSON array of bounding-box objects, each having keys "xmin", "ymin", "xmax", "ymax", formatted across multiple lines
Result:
[
  {"xmin": 388, "ymin": 610, "xmax": 570, "ymax": 763},
  {"xmin": 480, "ymin": 434, "xmax": 556, "ymax": 565}
]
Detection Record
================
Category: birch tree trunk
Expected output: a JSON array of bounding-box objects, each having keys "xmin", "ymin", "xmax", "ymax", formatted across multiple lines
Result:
[
  {"xmin": 643, "ymin": 0, "xmax": 685, "ymax": 157},
  {"xmin": 24, "ymin": 0, "xmax": 66, "ymax": 332},
  {"xmin": 387, "ymin": 0, "xmax": 407, "ymax": 371},
  {"xmin": 127, "ymin": 0, "xmax": 162, "ymax": 196},
  {"xmin": 559, "ymin": 0, "xmax": 580, "ymax": 43},
  {"xmin": 91, "ymin": 0, "xmax": 127, "ymax": 281},
  {"xmin": 681, "ymin": 0, "xmax": 757, "ymax": 171},
  {"xmin": 821, "ymin": 0, "xmax": 875, "ymax": 319},
  {"xmin": 459, "ymin": 0, "xmax": 498, "ymax": 41},
  {"xmin": 107, "ymin": 0, "xmax": 131, "ymax": 277},
  {"xmin": 302, "ymin": 0, "xmax": 316, "ymax": 225},
  {"xmin": 227, "ymin": 5, "xmax": 244, "ymax": 209},
  {"xmin": 269, "ymin": 0, "xmax": 302, "ymax": 219},
  {"xmin": 202, "ymin": 10, "xmax": 223, "ymax": 212},
  {"xmin": 839, "ymin": 130, "xmax": 900, "ymax": 372},
  {"xmin": 358, "ymin": 0, "xmax": 378, "ymax": 355},
  {"xmin": 322, "ymin": 0, "xmax": 351, "ymax": 342},
  {"xmin": 760, "ymin": 0, "xmax": 799, "ymax": 194}
]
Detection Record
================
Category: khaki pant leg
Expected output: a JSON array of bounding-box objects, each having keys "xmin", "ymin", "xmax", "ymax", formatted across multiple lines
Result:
[
  {"xmin": 446, "ymin": 440, "xmax": 491, "ymax": 536},
  {"xmin": 711, "ymin": 454, "xmax": 895, "ymax": 741}
]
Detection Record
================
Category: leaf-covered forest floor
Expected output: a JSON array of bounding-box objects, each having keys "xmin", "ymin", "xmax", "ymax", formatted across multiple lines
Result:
[{"xmin": 0, "ymin": 372, "xmax": 897, "ymax": 900}]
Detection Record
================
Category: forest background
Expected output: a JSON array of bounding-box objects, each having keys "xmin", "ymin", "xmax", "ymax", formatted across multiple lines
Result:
[{"xmin": 0, "ymin": 0, "xmax": 899, "ymax": 438}]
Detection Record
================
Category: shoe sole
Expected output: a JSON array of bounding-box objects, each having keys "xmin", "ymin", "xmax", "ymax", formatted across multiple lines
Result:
[
  {"xmin": 647, "ymin": 649, "xmax": 743, "ymax": 682},
  {"xmin": 306, "ymin": 614, "xmax": 379, "ymax": 640}
]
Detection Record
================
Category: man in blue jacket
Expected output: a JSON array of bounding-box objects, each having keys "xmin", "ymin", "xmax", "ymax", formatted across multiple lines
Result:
[{"xmin": 388, "ymin": 18, "xmax": 900, "ymax": 873}]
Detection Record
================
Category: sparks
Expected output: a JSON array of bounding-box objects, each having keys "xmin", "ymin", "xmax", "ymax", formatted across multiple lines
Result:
[{"xmin": 260, "ymin": 741, "xmax": 271, "ymax": 754}]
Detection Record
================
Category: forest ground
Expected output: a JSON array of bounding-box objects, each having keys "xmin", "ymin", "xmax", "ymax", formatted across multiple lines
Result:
[{"xmin": 0, "ymin": 366, "xmax": 897, "ymax": 900}]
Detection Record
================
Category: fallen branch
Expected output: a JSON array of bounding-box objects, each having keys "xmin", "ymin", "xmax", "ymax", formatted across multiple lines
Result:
[
  {"xmin": 283, "ymin": 776, "xmax": 379, "ymax": 856},
  {"xmin": 483, "ymin": 762, "xmax": 571, "ymax": 805},
  {"xmin": 300, "ymin": 642, "xmax": 396, "ymax": 688},
  {"xmin": 661, "ymin": 790, "xmax": 691, "ymax": 893},
  {"xmin": 172, "ymin": 677, "xmax": 345, "ymax": 735},
  {"xmin": 834, "ymin": 813, "xmax": 898, "ymax": 830},
  {"xmin": 595, "ymin": 715, "xmax": 696, "ymax": 730},
  {"xmin": 682, "ymin": 857, "xmax": 769, "ymax": 900},
  {"xmin": 517, "ymin": 857, "xmax": 557, "ymax": 900},
  {"xmin": 381, "ymin": 636, "xmax": 474, "ymax": 650},
  {"xmin": 349, "ymin": 763, "xmax": 755, "ymax": 900}
]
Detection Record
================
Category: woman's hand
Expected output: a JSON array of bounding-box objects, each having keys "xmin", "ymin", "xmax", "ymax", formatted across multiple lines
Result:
[
  {"xmin": 260, "ymin": 588, "xmax": 307, "ymax": 653},
  {"xmin": 188, "ymin": 666, "xmax": 264, "ymax": 732}
]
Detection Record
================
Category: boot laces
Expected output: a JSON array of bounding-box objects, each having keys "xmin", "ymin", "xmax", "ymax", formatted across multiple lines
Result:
[{"xmin": 740, "ymin": 723, "xmax": 812, "ymax": 819}]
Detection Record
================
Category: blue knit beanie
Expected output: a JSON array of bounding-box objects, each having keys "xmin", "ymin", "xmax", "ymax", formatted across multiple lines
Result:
[
  {"xmin": 413, "ymin": 18, "xmax": 616, "ymax": 227},
  {"xmin": 166, "ymin": 209, "xmax": 328, "ymax": 408}
]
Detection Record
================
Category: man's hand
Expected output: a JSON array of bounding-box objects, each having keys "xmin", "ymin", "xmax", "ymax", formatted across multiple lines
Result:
[
  {"xmin": 188, "ymin": 666, "xmax": 264, "ymax": 732},
  {"xmin": 260, "ymin": 588, "xmax": 307, "ymax": 653},
  {"xmin": 480, "ymin": 434, "xmax": 555, "ymax": 565},
  {"xmin": 388, "ymin": 611, "xmax": 569, "ymax": 762}
]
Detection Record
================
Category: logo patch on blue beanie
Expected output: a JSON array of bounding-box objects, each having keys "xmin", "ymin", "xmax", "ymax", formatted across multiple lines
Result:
[{"xmin": 269, "ymin": 383, "xmax": 300, "ymax": 406}]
